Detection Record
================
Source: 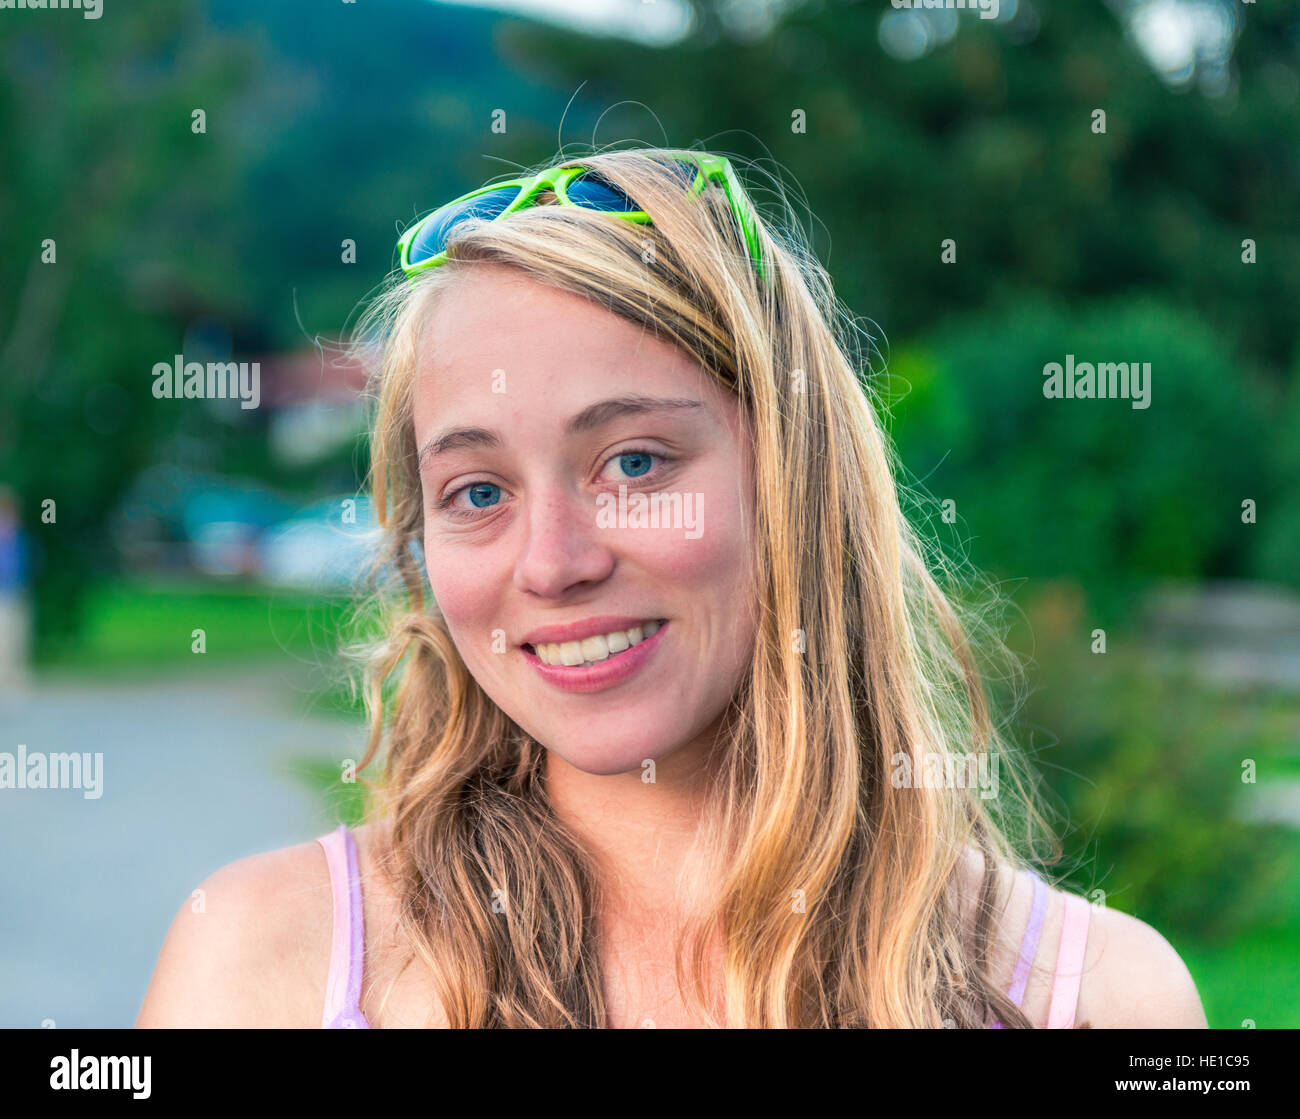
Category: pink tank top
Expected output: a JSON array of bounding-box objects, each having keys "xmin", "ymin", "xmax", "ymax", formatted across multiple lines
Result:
[{"xmin": 315, "ymin": 824, "xmax": 1090, "ymax": 1029}]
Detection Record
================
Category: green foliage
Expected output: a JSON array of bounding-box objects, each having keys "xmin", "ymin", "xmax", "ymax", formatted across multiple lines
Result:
[
  {"xmin": 0, "ymin": 2, "xmax": 267, "ymax": 655},
  {"xmin": 1251, "ymin": 362, "xmax": 1300, "ymax": 587},
  {"xmin": 884, "ymin": 296, "xmax": 1273, "ymax": 608},
  {"xmin": 285, "ymin": 755, "xmax": 368, "ymax": 830},
  {"xmin": 1014, "ymin": 588, "xmax": 1295, "ymax": 945}
]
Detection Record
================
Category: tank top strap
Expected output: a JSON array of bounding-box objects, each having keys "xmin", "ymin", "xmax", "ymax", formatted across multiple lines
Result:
[
  {"xmin": 315, "ymin": 824, "xmax": 371, "ymax": 1029},
  {"xmin": 1005, "ymin": 869, "xmax": 1049, "ymax": 1007},
  {"xmin": 1045, "ymin": 891, "xmax": 1091, "ymax": 1028},
  {"xmin": 988, "ymin": 867, "xmax": 1049, "ymax": 1029}
]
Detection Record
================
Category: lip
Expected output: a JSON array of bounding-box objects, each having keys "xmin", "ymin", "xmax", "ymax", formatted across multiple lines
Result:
[
  {"xmin": 520, "ymin": 614, "xmax": 664, "ymax": 648},
  {"xmin": 522, "ymin": 620, "xmax": 669, "ymax": 694}
]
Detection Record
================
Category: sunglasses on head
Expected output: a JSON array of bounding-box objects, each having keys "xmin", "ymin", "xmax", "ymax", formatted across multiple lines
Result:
[{"xmin": 396, "ymin": 150, "xmax": 769, "ymax": 286}]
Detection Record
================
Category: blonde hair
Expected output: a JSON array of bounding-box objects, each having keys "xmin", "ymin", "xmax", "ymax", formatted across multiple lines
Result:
[{"xmin": 347, "ymin": 144, "xmax": 1061, "ymax": 1027}]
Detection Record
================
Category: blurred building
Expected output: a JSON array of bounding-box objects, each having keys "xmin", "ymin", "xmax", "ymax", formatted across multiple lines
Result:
[
  {"xmin": 112, "ymin": 345, "xmax": 379, "ymax": 589},
  {"xmin": 258, "ymin": 346, "xmax": 374, "ymax": 469}
]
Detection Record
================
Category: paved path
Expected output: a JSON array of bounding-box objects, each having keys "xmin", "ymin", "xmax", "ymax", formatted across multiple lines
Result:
[
  {"xmin": 0, "ymin": 665, "xmax": 366, "ymax": 1027},
  {"xmin": 1140, "ymin": 580, "xmax": 1300, "ymax": 827}
]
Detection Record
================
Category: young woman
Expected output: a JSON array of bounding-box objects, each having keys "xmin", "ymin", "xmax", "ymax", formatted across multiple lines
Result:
[{"xmin": 137, "ymin": 147, "xmax": 1206, "ymax": 1028}]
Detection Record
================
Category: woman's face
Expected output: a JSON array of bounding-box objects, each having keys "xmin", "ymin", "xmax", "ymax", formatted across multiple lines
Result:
[{"xmin": 412, "ymin": 263, "xmax": 758, "ymax": 776}]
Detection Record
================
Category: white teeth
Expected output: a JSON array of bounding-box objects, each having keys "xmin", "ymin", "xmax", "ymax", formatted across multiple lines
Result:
[{"xmin": 532, "ymin": 621, "xmax": 664, "ymax": 667}]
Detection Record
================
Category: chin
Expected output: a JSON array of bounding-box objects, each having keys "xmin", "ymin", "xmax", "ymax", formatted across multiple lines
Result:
[{"xmin": 544, "ymin": 736, "xmax": 675, "ymax": 777}]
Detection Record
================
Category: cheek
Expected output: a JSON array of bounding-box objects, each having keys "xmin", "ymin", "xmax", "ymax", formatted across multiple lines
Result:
[
  {"xmin": 685, "ymin": 478, "xmax": 758, "ymax": 663},
  {"xmin": 647, "ymin": 474, "xmax": 751, "ymax": 589},
  {"xmin": 424, "ymin": 536, "xmax": 502, "ymax": 636}
]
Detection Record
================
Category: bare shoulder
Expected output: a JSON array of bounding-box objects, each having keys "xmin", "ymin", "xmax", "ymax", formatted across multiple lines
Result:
[
  {"xmin": 1074, "ymin": 902, "xmax": 1207, "ymax": 1028},
  {"xmin": 954, "ymin": 847, "xmax": 1207, "ymax": 1028},
  {"xmin": 953, "ymin": 845, "xmax": 1030, "ymax": 985},
  {"xmin": 135, "ymin": 837, "xmax": 334, "ymax": 1028}
]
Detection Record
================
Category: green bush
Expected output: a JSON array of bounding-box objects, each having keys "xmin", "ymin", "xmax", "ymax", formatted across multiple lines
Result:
[
  {"xmin": 1011, "ymin": 586, "xmax": 1295, "ymax": 945},
  {"xmin": 1251, "ymin": 366, "xmax": 1300, "ymax": 589},
  {"xmin": 884, "ymin": 296, "xmax": 1272, "ymax": 602}
]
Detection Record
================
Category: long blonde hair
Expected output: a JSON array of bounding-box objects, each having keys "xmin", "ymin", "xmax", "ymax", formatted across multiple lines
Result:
[{"xmin": 347, "ymin": 144, "xmax": 1060, "ymax": 1027}]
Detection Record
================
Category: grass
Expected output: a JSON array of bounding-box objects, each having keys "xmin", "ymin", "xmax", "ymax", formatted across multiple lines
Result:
[
  {"xmin": 37, "ymin": 577, "xmax": 365, "ymax": 677},
  {"xmin": 285, "ymin": 756, "xmax": 370, "ymax": 829},
  {"xmin": 1173, "ymin": 825, "xmax": 1300, "ymax": 1028},
  {"xmin": 1182, "ymin": 926, "xmax": 1300, "ymax": 1028}
]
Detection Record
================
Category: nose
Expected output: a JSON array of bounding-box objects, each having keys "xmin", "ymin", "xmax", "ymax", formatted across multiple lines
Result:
[{"xmin": 512, "ymin": 480, "xmax": 615, "ymax": 599}]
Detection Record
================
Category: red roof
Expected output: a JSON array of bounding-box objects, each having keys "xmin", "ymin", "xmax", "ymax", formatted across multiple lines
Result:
[{"xmin": 250, "ymin": 345, "xmax": 378, "ymax": 408}]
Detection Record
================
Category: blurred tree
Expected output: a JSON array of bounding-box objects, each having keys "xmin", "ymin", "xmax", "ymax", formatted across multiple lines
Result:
[
  {"xmin": 885, "ymin": 294, "xmax": 1271, "ymax": 605},
  {"xmin": 0, "ymin": 2, "xmax": 266, "ymax": 655}
]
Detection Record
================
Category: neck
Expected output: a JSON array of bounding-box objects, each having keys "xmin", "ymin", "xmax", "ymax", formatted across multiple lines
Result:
[{"xmin": 542, "ymin": 725, "xmax": 723, "ymax": 922}]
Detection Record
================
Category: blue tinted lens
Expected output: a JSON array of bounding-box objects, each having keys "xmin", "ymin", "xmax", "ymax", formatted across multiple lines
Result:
[
  {"xmin": 565, "ymin": 172, "xmax": 640, "ymax": 212},
  {"xmin": 665, "ymin": 159, "xmax": 703, "ymax": 188},
  {"xmin": 407, "ymin": 186, "xmax": 520, "ymax": 264}
]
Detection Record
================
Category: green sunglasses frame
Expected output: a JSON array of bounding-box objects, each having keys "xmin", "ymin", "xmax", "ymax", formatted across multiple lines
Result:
[{"xmin": 396, "ymin": 149, "xmax": 769, "ymax": 286}]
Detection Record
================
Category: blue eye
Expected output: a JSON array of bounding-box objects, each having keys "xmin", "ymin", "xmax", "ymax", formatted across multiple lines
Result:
[
  {"xmin": 438, "ymin": 448, "xmax": 669, "ymax": 522},
  {"xmin": 466, "ymin": 483, "xmax": 501, "ymax": 508},
  {"xmin": 616, "ymin": 451, "xmax": 655, "ymax": 478}
]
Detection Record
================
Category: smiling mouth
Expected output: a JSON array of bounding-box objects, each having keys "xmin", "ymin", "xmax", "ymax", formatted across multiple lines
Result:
[{"xmin": 524, "ymin": 619, "xmax": 668, "ymax": 668}]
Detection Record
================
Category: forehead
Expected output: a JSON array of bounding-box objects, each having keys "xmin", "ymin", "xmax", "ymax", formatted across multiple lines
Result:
[{"xmin": 413, "ymin": 264, "xmax": 733, "ymax": 425}]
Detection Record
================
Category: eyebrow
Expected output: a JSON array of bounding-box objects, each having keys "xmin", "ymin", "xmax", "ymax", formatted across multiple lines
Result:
[{"xmin": 417, "ymin": 394, "xmax": 705, "ymax": 468}]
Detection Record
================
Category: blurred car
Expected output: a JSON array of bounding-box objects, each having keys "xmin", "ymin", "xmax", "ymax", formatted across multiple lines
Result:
[{"xmin": 257, "ymin": 496, "xmax": 380, "ymax": 590}]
